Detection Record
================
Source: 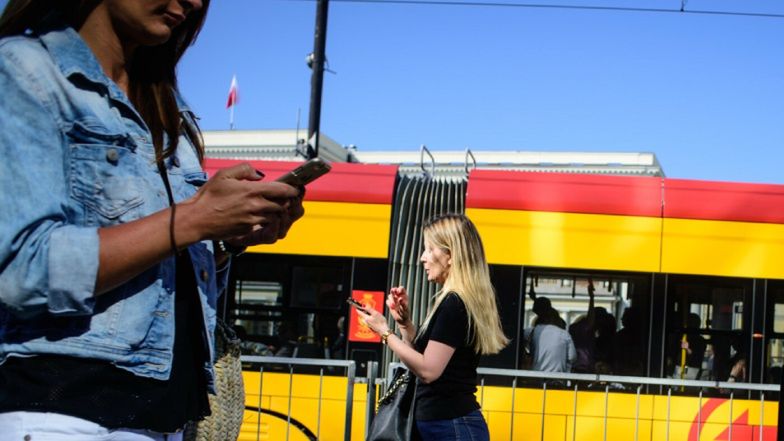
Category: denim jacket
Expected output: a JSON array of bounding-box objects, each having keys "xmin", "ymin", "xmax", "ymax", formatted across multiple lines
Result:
[{"xmin": 0, "ymin": 21, "xmax": 227, "ymax": 386}]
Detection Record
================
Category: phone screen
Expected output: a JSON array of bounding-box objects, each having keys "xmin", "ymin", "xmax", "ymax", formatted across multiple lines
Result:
[
  {"xmin": 346, "ymin": 297, "xmax": 367, "ymax": 312},
  {"xmin": 276, "ymin": 158, "xmax": 331, "ymax": 187}
]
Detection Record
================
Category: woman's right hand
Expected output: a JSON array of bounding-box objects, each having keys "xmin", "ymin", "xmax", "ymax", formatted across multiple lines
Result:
[
  {"xmin": 183, "ymin": 163, "xmax": 301, "ymax": 244},
  {"xmin": 387, "ymin": 286, "xmax": 412, "ymax": 327}
]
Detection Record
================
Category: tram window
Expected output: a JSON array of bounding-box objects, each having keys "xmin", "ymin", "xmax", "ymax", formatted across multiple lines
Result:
[
  {"xmin": 290, "ymin": 266, "xmax": 345, "ymax": 309},
  {"xmin": 774, "ymin": 303, "xmax": 784, "ymax": 333},
  {"xmin": 665, "ymin": 276, "xmax": 750, "ymax": 382},
  {"xmin": 765, "ymin": 284, "xmax": 784, "ymax": 385},
  {"xmin": 766, "ymin": 338, "xmax": 783, "ymax": 384},
  {"xmin": 522, "ymin": 270, "xmax": 651, "ymax": 376}
]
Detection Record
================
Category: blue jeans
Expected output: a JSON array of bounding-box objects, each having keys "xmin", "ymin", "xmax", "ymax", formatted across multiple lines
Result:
[{"xmin": 416, "ymin": 410, "xmax": 490, "ymax": 441}]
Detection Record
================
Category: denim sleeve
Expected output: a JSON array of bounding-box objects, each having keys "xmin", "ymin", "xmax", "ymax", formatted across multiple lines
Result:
[{"xmin": 0, "ymin": 42, "xmax": 98, "ymax": 318}]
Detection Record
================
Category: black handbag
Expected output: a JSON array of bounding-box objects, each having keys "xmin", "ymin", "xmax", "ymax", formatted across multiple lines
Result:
[{"xmin": 367, "ymin": 367, "xmax": 418, "ymax": 441}]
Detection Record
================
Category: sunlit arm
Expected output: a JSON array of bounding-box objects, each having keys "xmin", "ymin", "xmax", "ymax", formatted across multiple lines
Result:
[
  {"xmin": 387, "ymin": 335, "xmax": 455, "ymax": 384},
  {"xmin": 96, "ymin": 201, "xmax": 202, "ymax": 294},
  {"xmin": 396, "ymin": 322, "xmax": 418, "ymax": 347}
]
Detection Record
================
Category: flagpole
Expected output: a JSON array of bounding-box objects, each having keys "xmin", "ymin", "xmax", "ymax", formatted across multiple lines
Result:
[{"xmin": 230, "ymin": 104, "xmax": 234, "ymax": 130}]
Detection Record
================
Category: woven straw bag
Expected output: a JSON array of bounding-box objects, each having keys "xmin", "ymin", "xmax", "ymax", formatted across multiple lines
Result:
[{"xmin": 185, "ymin": 319, "xmax": 245, "ymax": 441}]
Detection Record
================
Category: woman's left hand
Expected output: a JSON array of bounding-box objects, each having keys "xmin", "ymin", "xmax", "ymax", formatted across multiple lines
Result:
[
  {"xmin": 356, "ymin": 306, "xmax": 389, "ymax": 336},
  {"xmin": 225, "ymin": 190, "xmax": 305, "ymax": 247}
]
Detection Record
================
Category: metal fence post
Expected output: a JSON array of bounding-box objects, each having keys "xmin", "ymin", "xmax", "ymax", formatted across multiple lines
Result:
[
  {"xmin": 603, "ymin": 385, "xmax": 610, "ymax": 441},
  {"xmin": 666, "ymin": 387, "xmax": 672, "ymax": 441},
  {"xmin": 540, "ymin": 381, "xmax": 547, "ymax": 441},
  {"xmin": 365, "ymin": 361, "xmax": 378, "ymax": 439},
  {"xmin": 509, "ymin": 376, "xmax": 517, "ymax": 441},
  {"xmin": 634, "ymin": 385, "xmax": 642, "ymax": 441},
  {"xmin": 344, "ymin": 361, "xmax": 356, "ymax": 441},
  {"xmin": 728, "ymin": 391, "xmax": 734, "ymax": 441},
  {"xmin": 572, "ymin": 384, "xmax": 579, "ymax": 441}
]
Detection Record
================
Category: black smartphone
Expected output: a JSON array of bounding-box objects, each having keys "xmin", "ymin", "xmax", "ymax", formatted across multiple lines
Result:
[
  {"xmin": 276, "ymin": 157, "xmax": 332, "ymax": 187},
  {"xmin": 346, "ymin": 297, "xmax": 367, "ymax": 312}
]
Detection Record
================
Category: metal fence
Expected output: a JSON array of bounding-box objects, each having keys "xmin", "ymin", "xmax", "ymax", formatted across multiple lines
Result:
[
  {"xmin": 240, "ymin": 356, "xmax": 779, "ymax": 441},
  {"xmin": 241, "ymin": 355, "xmax": 358, "ymax": 441},
  {"xmin": 473, "ymin": 368, "xmax": 779, "ymax": 441}
]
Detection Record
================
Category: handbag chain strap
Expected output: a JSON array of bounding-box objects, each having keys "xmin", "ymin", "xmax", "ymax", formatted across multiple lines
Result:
[{"xmin": 378, "ymin": 371, "xmax": 410, "ymax": 405}]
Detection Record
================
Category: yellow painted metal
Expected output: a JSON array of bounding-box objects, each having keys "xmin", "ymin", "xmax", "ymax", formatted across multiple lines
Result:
[
  {"xmin": 466, "ymin": 208, "xmax": 662, "ymax": 272},
  {"xmin": 479, "ymin": 385, "xmax": 777, "ymax": 441},
  {"xmin": 240, "ymin": 371, "xmax": 369, "ymax": 441},
  {"xmin": 246, "ymin": 201, "xmax": 392, "ymax": 259},
  {"xmin": 662, "ymin": 218, "xmax": 784, "ymax": 279},
  {"xmin": 240, "ymin": 371, "xmax": 779, "ymax": 441}
]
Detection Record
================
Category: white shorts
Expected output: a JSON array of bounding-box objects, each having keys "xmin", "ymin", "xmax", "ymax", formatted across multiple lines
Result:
[{"xmin": 0, "ymin": 412, "xmax": 184, "ymax": 441}]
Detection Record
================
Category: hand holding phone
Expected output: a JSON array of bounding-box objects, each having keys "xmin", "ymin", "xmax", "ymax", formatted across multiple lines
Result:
[
  {"xmin": 346, "ymin": 297, "xmax": 368, "ymax": 313},
  {"xmin": 276, "ymin": 158, "xmax": 332, "ymax": 187}
]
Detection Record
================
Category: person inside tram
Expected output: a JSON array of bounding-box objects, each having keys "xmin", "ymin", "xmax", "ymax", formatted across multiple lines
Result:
[
  {"xmin": 273, "ymin": 320, "xmax": 300, "ymax": 357},
  {"xmin": 0, "ymin": 0, "xmax": 306, "ymax": 438},
  {"xmin": 358, "ymin": 213, "xmax": 508, "ymax": 441},
  {"xmin": 670, "ymin": 313, "xmax": 707, "ymax": 380},
  {"xmin": 613, "ymin": 307, "xmax": 645, "ymax": 376},
  {"xmin": 524, "ymin": 297, "xmax": 576, "ymax": 373},
  {"xmin": 330, "ymin": 316, "xmax": 347, "ymax": 360},
  {"xmin": 568, "ymin": 280, "xmax": 597, "ymax": 373},
  {"xmin": 593, "ymin": 307, "xmax": 617, "ymax": 371},
  {"xmin": 723, "ymin": 337, "xmax": 748, "ymax": 383},
  {"xmin": 767, "ymin": 365, "xmax": 781, "ymax": 385}
]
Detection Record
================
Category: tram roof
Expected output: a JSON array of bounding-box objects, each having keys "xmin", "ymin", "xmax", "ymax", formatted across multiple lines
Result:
[{"xmin": 203, "ymin": 129, "xmax": 665, "ymax": 177}]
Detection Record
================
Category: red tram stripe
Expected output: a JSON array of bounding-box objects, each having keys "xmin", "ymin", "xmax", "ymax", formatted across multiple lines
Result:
[
  {"xmin": 203, "ymin": 159, "xmax": 398, "ymax": 205},
  {"xmin": 663, "ymin": 178, "xmax": 784, "ymax": 224},
  {"xmin": 466, "ymin": 170, "xmax": 662, "ymax": 217}
]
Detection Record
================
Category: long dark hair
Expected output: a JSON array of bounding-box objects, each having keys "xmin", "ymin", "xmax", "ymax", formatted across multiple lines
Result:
[{"xmin": 0, "ymin": 0, "xmax": 209, "ymax": 161}]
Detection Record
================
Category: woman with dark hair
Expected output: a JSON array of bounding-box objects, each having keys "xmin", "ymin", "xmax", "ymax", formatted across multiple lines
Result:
[{"xmin": 0, "ymin": 1, "xmax": 304, "ymax": 439}]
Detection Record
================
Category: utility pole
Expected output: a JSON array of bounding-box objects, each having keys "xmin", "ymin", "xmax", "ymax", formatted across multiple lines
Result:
[{"xmin": 307, "ymin": 0, "xmax": 329, "ymax": 159}]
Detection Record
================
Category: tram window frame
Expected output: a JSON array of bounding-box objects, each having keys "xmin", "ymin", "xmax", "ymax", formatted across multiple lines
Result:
[
  {"xmin": 764, "ymin": 280, "xmax": 784, "ymax": 385},
  {"xmin": 519, "ymin": 268, "xmax": 652, "ymax": 377},
  {"xmin": 228, "ymin": 254, "xmax": 353, "ymax": 355},
  {"xmin": 663, "ymin": 275, "xmax": 752, "ymax": 384}
]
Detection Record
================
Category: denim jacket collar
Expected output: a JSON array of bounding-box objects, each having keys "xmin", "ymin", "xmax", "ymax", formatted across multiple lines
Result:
[
  {"xmin": 36, "ymin": 21, "xmax": 131, "ymax": 104},
  {"xmin": 35, "ymin": 18, "xmax": 193, "ymax": 139}
]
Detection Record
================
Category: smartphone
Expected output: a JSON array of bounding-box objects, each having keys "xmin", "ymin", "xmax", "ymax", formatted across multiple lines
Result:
[
  {"xmin": 346, "ymin": 297, "xmax": 367, "ymax": 312},
  {"xmin": 276, "ymin": 158, "xmax": 332, "ymax": 187}
]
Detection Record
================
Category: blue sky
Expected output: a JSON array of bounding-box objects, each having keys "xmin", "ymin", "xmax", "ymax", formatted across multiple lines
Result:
[
  {"xmin": 2, "ymin": 0, "xmax": 782, "ymax": 184},
  {"xmin": 175, "ymin": 0, "xmax": 784, "ymax": 184}
]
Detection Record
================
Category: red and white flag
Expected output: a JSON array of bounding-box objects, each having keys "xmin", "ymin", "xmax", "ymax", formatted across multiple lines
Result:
[{"xmin": 226, "ymin": 75, "xmax": 238, "ymax": 108}]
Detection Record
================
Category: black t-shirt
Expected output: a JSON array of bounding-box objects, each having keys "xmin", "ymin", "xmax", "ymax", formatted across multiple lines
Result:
[
  {"xmin": 414, "ymin": 292, "xmax": 480, "ymax": 421},
  {"xmin": 0, "ymin": 254, "xmax": 210, "ymax": 432}
]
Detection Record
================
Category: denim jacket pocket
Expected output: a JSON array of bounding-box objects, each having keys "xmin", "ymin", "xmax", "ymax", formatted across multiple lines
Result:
[
  {"xmin": 67, "ymin": 121, "xmax": 145, "ymax": 222},
  {"xmin": 184, "ymin": 171, "xmax": 207, "ymax": 186}
]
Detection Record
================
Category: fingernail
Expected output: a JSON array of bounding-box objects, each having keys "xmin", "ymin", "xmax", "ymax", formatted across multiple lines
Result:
[{"xmin": 255, "ymin": 169, "xmax": 265, "ymax": 178}]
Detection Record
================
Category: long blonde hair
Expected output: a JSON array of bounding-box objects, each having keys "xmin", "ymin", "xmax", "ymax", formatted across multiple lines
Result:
[{"xmin": 420, "ymin": 213, "xmax": 508, "ymax": 355}]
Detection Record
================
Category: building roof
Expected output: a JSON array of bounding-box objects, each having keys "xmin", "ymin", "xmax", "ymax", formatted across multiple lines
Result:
[{"xmin": 203, "ymin": 129, "xmax": 665, "ymax": 177}]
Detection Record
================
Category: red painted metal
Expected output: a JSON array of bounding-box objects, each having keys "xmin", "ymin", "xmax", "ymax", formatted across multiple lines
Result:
[
  {"xmin": 203, "ymin": 159, "xmax": 398, "ymax": 205},
  {"xmin": 466, "ymin": 170, "xmax": 662, "ymax": 217},
  {"xmin": 663, "ymin": 178, "xmax": 784, "ymax": 224}
]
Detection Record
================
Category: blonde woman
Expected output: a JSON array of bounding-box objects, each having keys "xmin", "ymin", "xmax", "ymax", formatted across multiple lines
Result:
[{"xmin": 358, "ymin": 213, "xmax": 508, "ymax": 440}]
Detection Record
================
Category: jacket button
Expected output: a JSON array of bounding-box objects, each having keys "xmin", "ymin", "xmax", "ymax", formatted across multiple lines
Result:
[
  {"xmin": 200, "ymin": 269, "xmax": 209, "ymax": 282},
  {"xmin": 106, "ymin": 148, "xmax": 119, "ymax": 163}
]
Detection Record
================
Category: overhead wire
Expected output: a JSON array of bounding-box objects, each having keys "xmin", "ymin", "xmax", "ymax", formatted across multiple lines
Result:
[{"xmin": 284, "ymin": 0, "xmax": 784, "ymax": 19}]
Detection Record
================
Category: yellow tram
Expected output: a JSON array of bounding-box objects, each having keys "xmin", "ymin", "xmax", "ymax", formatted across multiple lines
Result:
[{"xmin": 205, "ymin": 158, "xmax": 781, "ymax": 440}]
